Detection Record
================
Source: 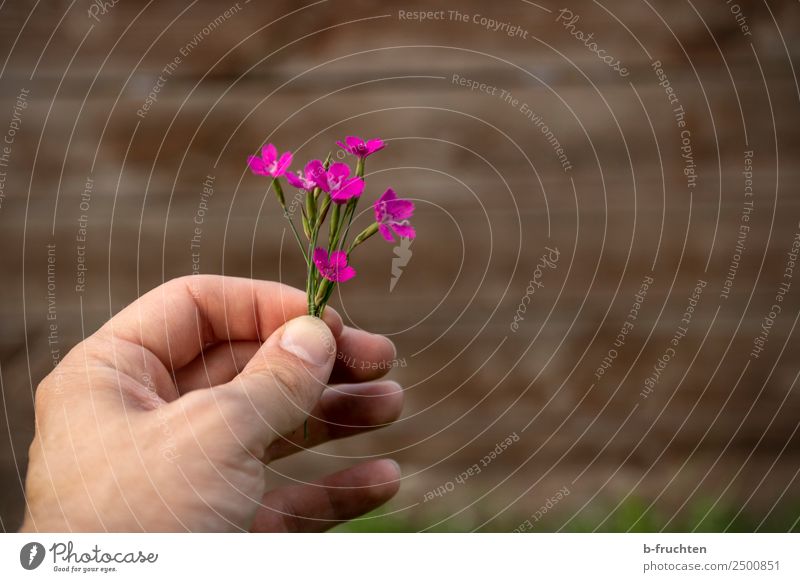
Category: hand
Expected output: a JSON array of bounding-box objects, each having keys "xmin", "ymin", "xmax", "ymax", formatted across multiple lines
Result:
[{"xmin": 20, "ymin": 275, "xmax": 404, "ymax": 532}]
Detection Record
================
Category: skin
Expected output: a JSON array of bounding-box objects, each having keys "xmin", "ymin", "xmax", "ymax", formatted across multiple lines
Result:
[{"xmin": 20, "ymin": 275, "xmax": 404, "ymax": 532}]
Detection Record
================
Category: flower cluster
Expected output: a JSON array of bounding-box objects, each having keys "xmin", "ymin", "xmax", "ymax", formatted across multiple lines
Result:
[{"xmin": 248, "ymin": 136, "xmax": 416, "ymax": 317}]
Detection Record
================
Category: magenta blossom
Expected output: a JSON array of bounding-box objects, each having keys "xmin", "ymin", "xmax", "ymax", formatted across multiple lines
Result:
[
  {"xmin": 337, "ymin": 136, "xmax": 385, "ymax": 159},
  {"xmin": 313, "ymin": 248, "xmax": 356, "ymax": 282},
  {"xmin": 248, "ymin": 144, "xmax": 292, "ymax": 178},
  {"xmin": 374, "ymin": 188, "xmax": 415, "ymax": 242},
  {"xmin": 286, "ymin": 159, "xmax": 326, "ymax": 191},
  {"xmin": 317, "ymin": 162, "xmax": 364, "ymax": 203}
]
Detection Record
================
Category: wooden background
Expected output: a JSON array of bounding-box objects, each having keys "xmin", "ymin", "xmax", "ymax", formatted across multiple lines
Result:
[{"xmin": 1, "ymin": 0, "xmax": 800, "ymax": 531}]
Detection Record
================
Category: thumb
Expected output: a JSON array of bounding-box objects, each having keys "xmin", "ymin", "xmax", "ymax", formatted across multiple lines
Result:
[{"xmin": 224, "ymin": 315, "xmax": 337, "ymax": 448}]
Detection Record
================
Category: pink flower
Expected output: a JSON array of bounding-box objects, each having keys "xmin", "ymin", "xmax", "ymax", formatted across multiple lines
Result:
[
  {"xmin": 337, "ymin": 136, "xmax": 385, "ymax": 159},
  {"xmin": 313, "ymin": 248, "xmax": 356, "ymax": 282},
  {"xmin": 248, "ymin": 144, "xmax": 292, "ymax": 178},
  {"xmin": 317, "ymin": 162, "xmax": 365, "ymax": 203},
  {"xmin": 374, "ymin": 188, "xmax": 415, "ymax": 242},
  {"xmin": 286, "ymin": 159, "xmax": 326, "ymax": 191}
]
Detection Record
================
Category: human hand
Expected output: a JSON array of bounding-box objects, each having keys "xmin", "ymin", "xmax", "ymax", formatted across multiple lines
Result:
[{"xmin": 20, "ymin": 275, "xmax": 403, "ymax": 532}]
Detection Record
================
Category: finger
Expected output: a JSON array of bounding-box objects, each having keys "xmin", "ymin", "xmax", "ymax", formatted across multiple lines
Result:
[
  {"xmin": 221, "ymin": 315, "xmax": 337, "ymax": 451},
  {"xmin": 265, "ymin": 381, "xmax": 404, "ymax": 461},
  {"xmin": 329, "ymin": 327, "xmax": 397, "ymax": 384},
  {"xmin": 174, "ymin": 327, "xmax": 396, "ymax": 393},
  {"xmin": 94, "ymin": 275, "xmax": 343, "ymax": 372},
  {"xmin": 174, "ymin": 341, "xmax": 260, "ymax": 393},
  {"xmin": 251, "ymin": 459, "xmax": 401, "ymax": 532}
]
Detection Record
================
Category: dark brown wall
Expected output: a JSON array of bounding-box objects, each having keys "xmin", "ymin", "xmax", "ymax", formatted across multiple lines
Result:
[{"xmin": 1, "ymin": 0, "xmax": 799, "ymax": 531}]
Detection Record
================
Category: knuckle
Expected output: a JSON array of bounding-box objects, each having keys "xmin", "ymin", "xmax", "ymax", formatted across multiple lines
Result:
[
  {"xmin": 33, "ymin": 371, "xmax": 66, "ymax": 411},
  {"xmin": 166, "ymin": 274, "xmax": 197, "ymax": 287},
  {"xmin": 33, "ymin": 382, "xmax": 51, "ymax": 412},
  {"xmin": 266, "ymin": 362, "xmax": 312, "ymax": 406}
]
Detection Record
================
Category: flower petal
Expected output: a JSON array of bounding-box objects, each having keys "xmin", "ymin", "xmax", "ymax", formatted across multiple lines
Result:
[
  {"xmin": 332, "ymin": 177, "xmax": 364, "ymax": 202},
  {"xmin": 313, "ymin": 247, "xmax": 329, "ymax": 271},
  {"xmin": 328, "ymin": 162, "xmax": 351, "ymax": 181},
  {"xmin": 329, "ymin": 250, "xmax": 349, "ymax": 269},
  {"xmin": 378, "ymin": 223, "xmax": 395, "ymax": 242},
  {"xmin": 374, "ymin": 188, "xmax": 397, "ymax": 220},
  {"xmin": 248, "ymin": 155, "xmax": 267, "ymax": 175},
  {"xmin": 345, "ymin": 136, "xmax": 365, "ymax": 150},
  {"xmin": 285, "ymin": 171, "xmax": 304, "ymax": 189},
  {"xmin": 305, "ymin": 159, "xmax": 325, "ymax": 180},
  {"xmin": 301, "ymin": 161, "xmax": 325, "ymax": 191},
  {"xmin": 335, "ymin": 265, "xmax": 356, "ymax": 282},
  {"xmin": 261, "ymin": 143, "xmax": 277, "ymax": 165},
  {"xmin": 392, "ymin": 223, "xmax": 416, "ymax": 239},
  {"xmin": 275, "ymin": 152, "xmax": 293, "ymax": 176},
  {"xmin": 386, "ymin": 198, "xmax": 415, "ymax": 220},
  {"xmin": 379, "ymin": 188, "xmax": 397, "ymax": 203},
  {"xmin": 366, "ymin": 138, "xmax": 385, "ymax": 154}
]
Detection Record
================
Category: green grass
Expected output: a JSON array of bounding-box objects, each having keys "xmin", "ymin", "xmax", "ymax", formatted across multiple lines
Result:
[{"xmin": 332, "ymin": 498, "xmax": 800, "ymax": 533}]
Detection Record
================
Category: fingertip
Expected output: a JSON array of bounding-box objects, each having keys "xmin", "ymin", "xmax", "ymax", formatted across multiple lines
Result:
[
  {"xmin": 318, "ymin": 380, "xmax": 405, "ymax": 431},
  {"xmin": 373, "ymin": 378, "xmax": 404, "ymax": 402},
  {"xmin": 338, "ymin": 327, "xmax": 396, "ymax": 365},
  {"xmin": 337, "ymin": 459, "xmax": 401, "ymax": 512},
  {"xmin": 321, "ymin": 307, "xmax": 344, "ymax": 337},
  {"xmin": 377, "ymin": 334, "xmax": 397, "ymax": 361},
  {"xmin": 347, "ymin": 458, "xmax": 402, "ymax": 497},
  {"xmin": 382, "ymin": 458, "xmax": 402, "ymax": 480},
  {"xmin": 279, "ymin": 315, "xmax": 336, "ymax": 368},
  {"xmin": 382, "ymin": 381, "xmax": 405, "ymax": 422},
  {"xmin": 374, "ymin": 459, "xmax": 402, "ymax": 496}
]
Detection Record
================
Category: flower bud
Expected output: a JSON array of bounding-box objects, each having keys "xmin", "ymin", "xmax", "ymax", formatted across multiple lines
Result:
[{"xmin": 350, "ymin": 223, "xmax": 379, "ymax": 250}]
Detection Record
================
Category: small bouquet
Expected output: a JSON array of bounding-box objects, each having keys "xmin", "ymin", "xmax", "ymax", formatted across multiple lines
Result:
[{"xmin": 248, "ymin": 136, "xmax": 416, "ymax": 317}]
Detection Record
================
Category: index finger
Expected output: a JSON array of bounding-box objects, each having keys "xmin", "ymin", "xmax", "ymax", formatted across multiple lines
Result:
[{"xmin": 94, "ymin": 275, "xmax": 343, "ymax": 371}]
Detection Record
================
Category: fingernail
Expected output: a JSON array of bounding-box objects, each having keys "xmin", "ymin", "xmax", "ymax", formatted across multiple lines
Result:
[
  {"xmin": 377, "ymin": 334, "xmax": 397, "ymax": 359},
  {"xmin": 280, "ymin": 316, "xmax": 335, "ymax": 367},
  {"xmin": 385, "ymin": 459, "xmax": 401, "ymax": 474}
]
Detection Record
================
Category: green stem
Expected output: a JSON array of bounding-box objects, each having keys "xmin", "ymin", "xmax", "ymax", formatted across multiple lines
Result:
[
  {"xmin": 274, "ymin": 179, "xmax": 307, "ymax": 261},
  {"xmin": 287, "ymin": 216, "xmax": 308, "ymax": 262},
  {"xmin": 314, "ymin": 278, "xmax": 332, "ymax": 307},
  {"xmin": 318, "ymin": 275, "xmax": 338, "ymax": 311},
  {"xmin": 336, "ymin": 158, "xmax": 366, "ymax": 252},
  {"xmin": 272, "ymin": 177, "xmax": 287, "ymax": 207},
  {"xmin": 316, "ymin": 195, "xmax": 331, "ymax": 229},
  {"xmin": 306, "ymin": 197, "xmax": 324, "ymax": 316},
  {"xmin": 349, "ymin": 222, "xmax": 379, "ymax": 252},
  {"xmin": 328, "ymin": 203, "xmax": 341, "ymax": 249},
  {"xmin": 305, "ymin": 188, "xmax": 316, "ymax": 229},
  {"xmin": 311, "ymin": 157, "xmax": 366, "ymax": 317},
  {"xmin": 306, "ymin": 250, "xmax": 314, "ymax": 315},
  {"xmin": 337, "ymin": 200, "xmax": 358, "ymax": 252}
]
